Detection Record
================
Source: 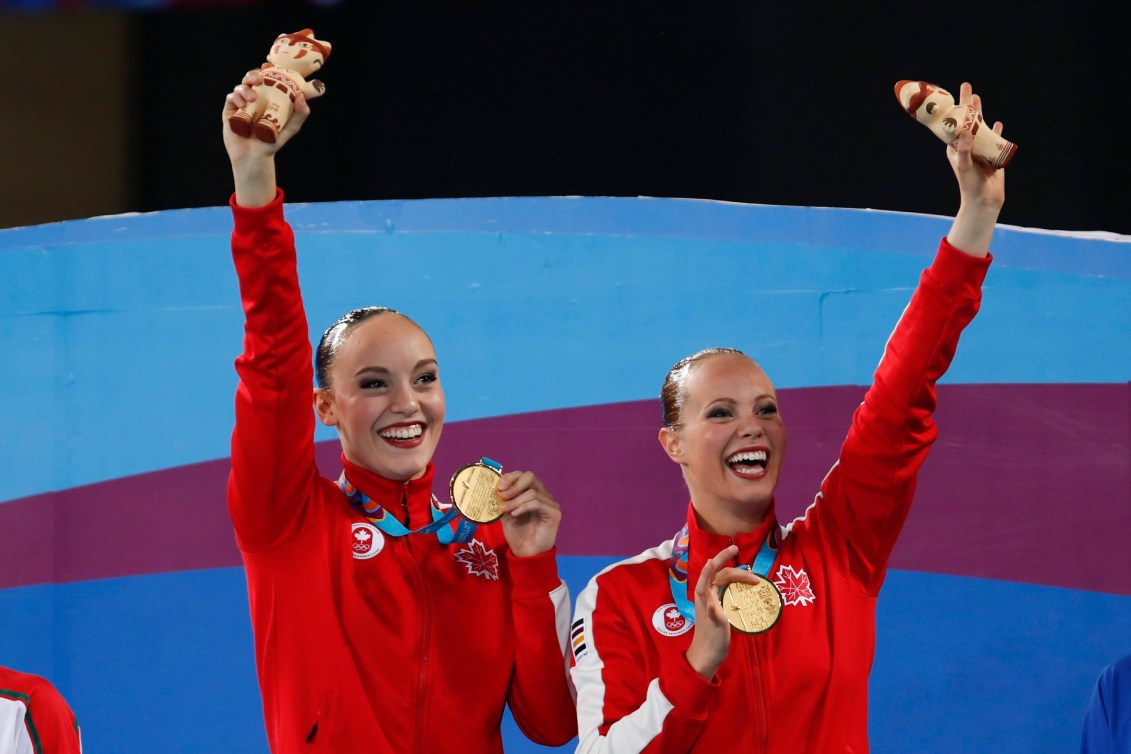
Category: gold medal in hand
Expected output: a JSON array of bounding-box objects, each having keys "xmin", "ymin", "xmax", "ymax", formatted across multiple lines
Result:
[
  {"xmin": 721, "ymin": 577, "xmax": 783, "ymax": 635},
  {"xmin": 449, "ymin": 458, "xmax": 505, "ymax": 524}
]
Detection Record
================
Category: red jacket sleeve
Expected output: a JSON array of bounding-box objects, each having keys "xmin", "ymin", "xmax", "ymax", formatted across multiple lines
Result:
[
  {"xmin": 506, "ymin": 548, "xmax": 579, "ymax": 745},
  {"xmin": 572, "ymin": 567, "xmax": 720, "ymax": 753},
  {"xmin": 817, "ymin": 238, "xmax": 991, "ymax": 593},
  {"xmin": 227, "ymin": 189, "xmax": 322, "ymax": 552},
  {"xmin": 0, "ymin": 668, "xmax": 82, "ymax": 754}
]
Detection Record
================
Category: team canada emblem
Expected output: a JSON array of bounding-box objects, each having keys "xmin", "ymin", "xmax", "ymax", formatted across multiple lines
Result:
[
  {"xmin": 351, "ymin": 523, "xmax": 384, "ymax": 560},
  {"xmin": 652, "ymin": 603, "xmax": 693, "ymax": 637},
  {"xmin": 773, "ymin": 564, "xmax": 816, "ymax": 606},
  {"xmin": 454, "ymin": 539, "xmax": 500, "ymax": 580}
]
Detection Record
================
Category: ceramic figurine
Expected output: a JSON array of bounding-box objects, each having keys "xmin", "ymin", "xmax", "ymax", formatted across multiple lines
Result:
[
  {"xmin": 229, "ymin": 29, "xmax": 331, "ymax": 144},
  {"xmin": 894, "ymin": 80, "xmax": 1016, "ymax": 169}
]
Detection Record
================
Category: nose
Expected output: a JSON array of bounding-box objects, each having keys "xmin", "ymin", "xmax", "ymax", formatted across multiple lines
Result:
[
  {"xmin": 738, "ymin": 416, "xmax": 765, "ymax": 439},
  {"xmin": 390, "ymin": 382, "xmax": 419, "ymax": 415}
]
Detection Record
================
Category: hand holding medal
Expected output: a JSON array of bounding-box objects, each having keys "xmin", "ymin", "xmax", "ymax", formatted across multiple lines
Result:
[
  {"xmin": 449, "ymin": 458, "xmax": 562, "ymax": 557},
  {"xmin": 684, "ymin": 544, "xmax": 783, "ymax": 680}
]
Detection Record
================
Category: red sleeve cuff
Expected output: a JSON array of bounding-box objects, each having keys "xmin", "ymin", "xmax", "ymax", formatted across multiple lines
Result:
[
  {"xmin": 933, "ymin": 236, "xmax": 992, "ymax": 291},
  {"xmin": 658, "ymin": 653, "xmax": 720, "ymax": 718},
  {"xmin": 229, "ymin": 188, "xmax": 285, "ymax": 231},
  {"xmin": 506, "ymin": 547, "xmax": 562, "ymax": 598}
]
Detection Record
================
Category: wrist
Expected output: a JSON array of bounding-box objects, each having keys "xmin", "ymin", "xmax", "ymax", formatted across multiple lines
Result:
[
  {"xmin": 685, "ymin": 639, "xmax": 722, "ymax": 680},
  {"xmin": 231, "ymin": 158, "xmax": 278, "ymax": 209}
]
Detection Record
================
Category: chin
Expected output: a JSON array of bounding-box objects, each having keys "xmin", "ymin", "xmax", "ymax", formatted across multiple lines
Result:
[{"xmin": 387, "ymin": 460, "xmax": 430, "ymax": 482}]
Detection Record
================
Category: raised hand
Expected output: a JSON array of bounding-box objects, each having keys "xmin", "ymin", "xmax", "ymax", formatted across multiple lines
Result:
[
  {"xmin": 946, "ymin": 82, "xmax": 1006, "ymax": 257},
  {"xmin": 684, "ymin": 545, "xmax": 763, "ymax": 679},
  {"xmin": 222, "ymin": 70, "xmax": 312, "ymax": 208}
]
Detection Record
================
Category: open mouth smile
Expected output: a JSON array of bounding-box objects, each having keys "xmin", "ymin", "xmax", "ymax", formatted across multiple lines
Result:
[
  {"xmin": 726, "ymin": 449, "xmax": 768, "ymax": 479},
  {"xmin": 378, "ymin": 422, "xmax": 425, "ymax": 448}
]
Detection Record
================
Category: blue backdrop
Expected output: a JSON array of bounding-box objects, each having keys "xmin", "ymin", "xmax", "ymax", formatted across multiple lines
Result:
[{"xmin": 1, "ymin": 196, "xmax": 1128, "ymax": 752}]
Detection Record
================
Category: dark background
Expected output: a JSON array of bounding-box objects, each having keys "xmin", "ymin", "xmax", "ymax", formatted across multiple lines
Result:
[{"xmin": 5, "ymin": 0, "xmax": 1128, "ymax": 234}]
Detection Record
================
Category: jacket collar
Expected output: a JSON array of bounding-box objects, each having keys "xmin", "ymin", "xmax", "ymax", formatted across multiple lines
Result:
[
  {"xmin": 341, "ymin": 454, "xmax": 436, "ymax": 526},
  {"xmin": 684, "ymin": 499, "xmax": 780, "ymax": 584}
]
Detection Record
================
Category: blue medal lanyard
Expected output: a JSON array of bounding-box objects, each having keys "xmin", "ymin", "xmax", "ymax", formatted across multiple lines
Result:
[
  {"xmin": 667, "ymin": 522, "xmax": 779, "ymax": 623},
  {"xmin": 336, "ymin": 459, "xmax": 503, "ymax": 545}
]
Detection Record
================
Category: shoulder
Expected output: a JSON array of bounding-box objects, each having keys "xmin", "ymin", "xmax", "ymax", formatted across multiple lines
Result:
[
  {"xmin": 0, "ymin": 667, "xmax": 68, "ymax": 707},
  {"xmin": 578, "ymin": 541, "xmax": 673, "ymax": 605},
  {"xmin": 1098, "ymin": 653, "xmax": 1131, "ymax": 691}
]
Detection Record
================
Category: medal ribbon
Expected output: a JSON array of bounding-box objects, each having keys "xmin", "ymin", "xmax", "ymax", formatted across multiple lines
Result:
[
  {"xmin": 339, "ymin": 470, "xmax": 479, "ymax": 545},
  {"xmin": 667, "ymin": 521, "xmax": 780, "ymax": 623}
]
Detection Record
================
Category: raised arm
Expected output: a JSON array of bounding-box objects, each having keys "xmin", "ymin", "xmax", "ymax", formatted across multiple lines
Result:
[
  {"xmin": 223, "ymin": 71, "xmax": 311, "ymax": 208},
  {"xmin": 224, "ymin": 74, "xmax": 321, "ymax": 551},
  {"xmin": 815, "ymin": 81, "xmax": 1005, "ymax": 590},
  {"xmin": 945, "ymin": 81, "xmax": 1006, "ymax": 256}
]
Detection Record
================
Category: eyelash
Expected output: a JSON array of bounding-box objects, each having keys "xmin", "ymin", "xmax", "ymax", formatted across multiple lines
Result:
[
  {"xmin": 706, "ymin": 405, "xmax": 777, "ymax": 419},
  {"xmin": 360, "ymin": 372, "xmax": 438, "ymax": 390}
]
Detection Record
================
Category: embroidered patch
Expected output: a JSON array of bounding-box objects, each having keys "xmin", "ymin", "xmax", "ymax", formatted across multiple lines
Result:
[
  {"xmin": 454, "ymin": 539, "xmax": 500, "ymax": 581},
  {"xmin": 652, "ymin": 603, "xmax": 693, "ymax": 637},
  {"xmin": 571, "ymin": 618, "xmax": 589, "ymax": 661},
  {"xmin": 774, "ymin": 564, "xmax": 816, "ymax": 606},
  {"xmin": 351, "ymin": 523, "xmax": 384, "ymax": 560}
]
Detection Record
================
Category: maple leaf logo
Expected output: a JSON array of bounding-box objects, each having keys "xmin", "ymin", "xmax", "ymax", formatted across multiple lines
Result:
[
  {"xmin": 350, "ymin": 523, "xmax": 383, "ymax": 560},
  {"xmin": 774, "ymin": 564, "xmax": 816, "ymax": 607},
  {"xmin": 454, "ymin": 539, "xmax": 499, "ymax": 581},
  {"xmin": 651, "ymin": 603, "xmax": 692, "ymax": 637},
  {"xmin": 664, "ymin": 607, "xmax": 684, "ymax": 631}
]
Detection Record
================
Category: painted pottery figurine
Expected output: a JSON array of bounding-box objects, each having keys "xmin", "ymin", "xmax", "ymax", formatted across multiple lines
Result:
[
  {"xmin": 229, "ymin": 29, "xmax": 331, "ymax": 144},
  {"xmin": 894, "ymin": 80, "xmax": 1016, "ymax": 169}
]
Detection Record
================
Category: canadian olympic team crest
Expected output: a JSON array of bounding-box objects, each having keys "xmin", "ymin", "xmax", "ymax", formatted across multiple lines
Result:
[
  {"xmin": 652, "ymin": 603, "xmax": 693, "ymax": 637},
  {"xmin": 351, "ymin": 523, "xmax": 384, "ymax": 560}
]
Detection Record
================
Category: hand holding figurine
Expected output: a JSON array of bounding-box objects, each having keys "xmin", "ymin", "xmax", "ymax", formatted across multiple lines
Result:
[
  {"xmin": 228, "ymin": 29, "xmax": 331, "ymax": 145},
  {"xmin": 895, "ymin": 79, "xmax": 1016, "ymax": 170}
]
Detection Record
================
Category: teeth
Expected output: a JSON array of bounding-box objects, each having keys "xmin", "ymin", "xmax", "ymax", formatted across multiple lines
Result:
[
  {"xmin": 727, "ymin": 450, "xmax": 767, "ymax": 464},
  {"xmin": 380, "ymin": 424, "xmax": 423, "ymax": 440}
]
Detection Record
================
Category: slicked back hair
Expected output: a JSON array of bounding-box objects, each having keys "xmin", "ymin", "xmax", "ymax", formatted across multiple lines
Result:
[
  {"xmin": 660, "ymin": 347, "xmax": 747, "ymax": 430},
  {"xmin": 315, "ymin": 306, "xmax": 429, "ymax": 389}
]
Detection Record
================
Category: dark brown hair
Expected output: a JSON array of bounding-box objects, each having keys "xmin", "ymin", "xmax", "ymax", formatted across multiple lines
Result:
[{"xmin": 315, "ymin": 307, "xmax": 427, "ymax": 389}]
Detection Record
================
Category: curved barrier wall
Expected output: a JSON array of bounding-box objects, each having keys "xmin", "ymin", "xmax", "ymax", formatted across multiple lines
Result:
[{"xmin": 1, "ymin": 197, "xmax": 1128, "ymax": 752}]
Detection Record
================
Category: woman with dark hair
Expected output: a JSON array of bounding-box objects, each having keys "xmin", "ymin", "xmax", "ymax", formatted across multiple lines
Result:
[
  {"xmin": 570, "ymin": 82, "xmax": 1008, "ymax": 752},
  {"xmin": 221, "ymin": 72, "xmax": 576, "ymax": 753}
]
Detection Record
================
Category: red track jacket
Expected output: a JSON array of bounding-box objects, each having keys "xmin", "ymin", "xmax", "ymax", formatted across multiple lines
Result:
[
  {"xmin": 0, "ymin": 666, "xmax": 82, "ymax": 754},
  {"xmin": 570, "ymin": 239, "xmax": 991, "ymax": 753},
  {"xmin": 227, "ymin": 190, "xmax": 577, "ymax": 753}
]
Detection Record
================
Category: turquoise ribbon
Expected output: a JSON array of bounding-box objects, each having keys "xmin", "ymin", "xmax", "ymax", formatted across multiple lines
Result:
[
  {"xmin": 339, "ymin": 470, "xmax": 480, "ymax": 545},
  {"xmin": 667, "ymin": 522, "xmax": 779, "ymax": 623}
]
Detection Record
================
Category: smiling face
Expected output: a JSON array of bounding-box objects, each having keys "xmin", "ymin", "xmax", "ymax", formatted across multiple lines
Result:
[
  {"xmin": 659, "ymin": 352, "xmax": 786, "ymax": 533},
  {"xmin": 313, "ymin": 314, "xmax": 444, "ymax": 482}
]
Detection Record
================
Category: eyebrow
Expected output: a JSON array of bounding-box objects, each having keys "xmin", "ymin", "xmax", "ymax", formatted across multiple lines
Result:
[
  {"xmin": 353, "ymin": 359, "xmax": 438, "ymax": 378},
  {"xmin": 705, "ymin": 393, "xmax": 776, "ymax": 406}
]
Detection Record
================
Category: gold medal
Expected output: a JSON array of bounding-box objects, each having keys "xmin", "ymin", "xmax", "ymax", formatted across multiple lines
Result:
[
  {"xmin": 449, "ymin": 459, "xmax": 505, "ymax": 524},
  {"xmin": 721, "ymin": 577, "xmax": 783, "ymax": 634}
]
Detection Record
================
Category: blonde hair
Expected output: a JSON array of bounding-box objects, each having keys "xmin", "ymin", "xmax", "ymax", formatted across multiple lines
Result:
[{"xmin": 660, "ymin": 347, "xmax": 746, "ymax": 429}]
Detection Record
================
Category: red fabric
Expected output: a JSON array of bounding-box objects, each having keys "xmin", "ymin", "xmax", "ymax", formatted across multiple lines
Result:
[
  {"xmin": 571, "ymin": 239, "xmax": 990, "ymax": 753},
  {"xmin": 227, "ymin": 190, "xmax": 576, "ymax": 753},
  {"xmin": 0, "ymin": 666, "xmax": 82, "ymax": 754}
]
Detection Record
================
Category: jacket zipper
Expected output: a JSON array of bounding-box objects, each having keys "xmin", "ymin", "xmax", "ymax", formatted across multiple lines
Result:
[
  {"xmin": 733, "ymin": 536, "xmax": 770, "ymax": 753},
  {"xmin": 403, "ymin": 484, "xmax": 432, "ymax": 754}
]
